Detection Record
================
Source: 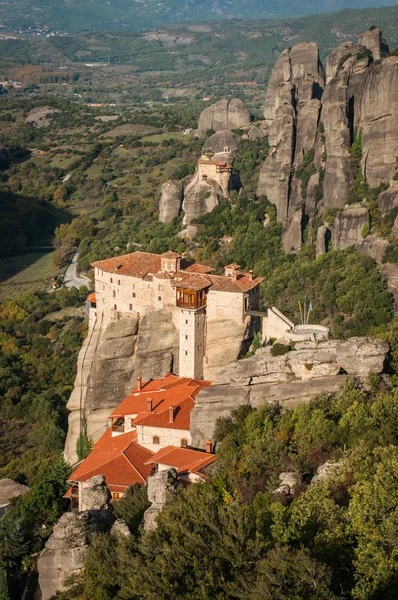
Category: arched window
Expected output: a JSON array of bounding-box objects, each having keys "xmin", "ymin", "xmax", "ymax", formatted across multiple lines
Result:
[
  {"xmin": 152, "ymin": 436, "xmax": 160, "ymax": 445},
  {"xmin": 180, "ymin": 438, "xmax": 188, "ymax": 448}
]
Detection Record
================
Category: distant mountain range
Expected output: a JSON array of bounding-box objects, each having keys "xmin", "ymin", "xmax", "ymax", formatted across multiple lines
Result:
[{"xmin": 1, "ymin": 0, "xmax": 398, "ymax": 33}]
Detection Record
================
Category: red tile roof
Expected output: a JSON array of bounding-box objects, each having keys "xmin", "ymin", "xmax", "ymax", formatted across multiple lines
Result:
[
  {"xmin": 175, "ymin": 274, "xmax": 212, "ymax": 291},
  {"xmin": 109, "ymin": 374, "xmax": 211, "ymax": 433},
  {"xmin": 91, "ymin": 250, "xmax": 262, "ymax": 292},
  {"xmin": 68, "ymin": 429, "xmax": 153, "ymax": 491},
  {"xmin": 161, "ymin": 251, "xmax": 181, "ymax": 258},
  {"xmin": 91, "ymin": 251, "xmax": 162, "ymax": 278},
  {"xmin": 184, "ymin": 263, "xmax": 215, "ymax": 274},
  {"xmin": 147, "ymin": 446, "xmax": 216, "ymax": 474}
]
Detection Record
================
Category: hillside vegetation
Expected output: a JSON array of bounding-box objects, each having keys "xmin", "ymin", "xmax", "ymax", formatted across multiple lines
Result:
[{"xmin": 1, "ymin": 0, "xmax": 397, "ymax": 32}]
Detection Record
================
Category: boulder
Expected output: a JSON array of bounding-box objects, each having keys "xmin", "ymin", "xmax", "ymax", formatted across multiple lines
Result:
[
  {"xmin": 0, "ymin": 479, "xmax": 29, "ymax": 518},
  {"xmin": 144, "ymin": 469, "xmax": 178, "ymax": 531},
  {"xmin": 197, "ymin": 99, "xmax": 251, "ymax": 137},
  {"xmin": 111, "ymin": 518, "xmax": 131, "ymax": 537},
  {"xmin": 336, "ymin": 337, "xmax": 388, "ymax": 375},
  {"xmin": 159, "ymin": 180, "xmax": 183, "ymax": 223},
  {"xmin": 38, "ymin": 512, "xmax": 90, "ymax": 600},
  {"xmin": 311, "ymin": 460, "xmax": 342, "ymax": 484},
  {"xmin": 80, "ymin": 475, "xmax": 111, "ymax": 512}
]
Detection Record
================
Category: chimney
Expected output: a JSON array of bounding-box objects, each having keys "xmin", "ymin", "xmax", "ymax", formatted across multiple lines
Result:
[
  {"xmin": 206, "ymin": 439, "xmax": 212, "ymax": 453},
  {"xmin": 147, "ymin": 398, "xmax": 153, "ymax": 412},
  {"xmin": 249, "ymin": 269, "xmax": 254, "ymax": 281},
  {"xmin": 168, "ymin": 405, "xmax": 174, "ymax": 424},
  {"xmin": 137, "ymin": 376, "xmax": 142, "ymax": 391}
]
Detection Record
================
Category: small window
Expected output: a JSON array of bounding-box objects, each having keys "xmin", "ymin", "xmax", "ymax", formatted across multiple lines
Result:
[
  {"xmin": 113, "ymin": 290, "xmax": 116, "ymax": 298},
  {"xmin": 153, "ymin": 436, "xmax": 160, "ymax": 445},
  {"xmin": 185, "ymin": 335, "xmax": 188, "ymax": 340},
  {"xmin": 158, "ymin": 296, "xmax": 162, "ymax": 301},
  {"xmin": 181, "ymin": 439, "xmax": 188, "ymax": 448},
  {"xmin": 132, "ymin": 292, "xmax": 136, "ymax": 298},
  {"xmin": 101, "ymin": 270, "xmax": 103, "ymax": 276},
  {"xmin": 110, "ymin": 277, "xmax": 113, "ymax": 283},
  {"xmin": 185, "ymin": 320, "xmax": 188, "ymax": 325},
  {"xmin": 185, "ymin": 350, "xmax": 188, "ymax": 356},
  {"xmin": 118, "ymin": 280, "xmax": 121, "ymax": 285},
  {"xmin": 114, "ymin": 304, "xmax": 117, "ymax": 310},
  {"xmin": 112, "ymin": 492, "xmax": 120, "ymax": 500},
  {"xmin": 129, "ymin": 304, "xmax": 132, "ymax": 311}
]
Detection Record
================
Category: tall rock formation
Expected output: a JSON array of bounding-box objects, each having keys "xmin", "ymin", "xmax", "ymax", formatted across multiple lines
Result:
[
  {"xmin": 257, "ymin": 42, "xmax": 325, "ymax": 252},
  {"xmin": 257, "ymin": 28, "xmax": 398, "ymax": 255},
  {"xmin": 159, "ymin": 181, "xmax": 183, "ymax": 223},
  {"xmin": 197, "ymin": 98, "xmax": 251, "ymax": 137}
]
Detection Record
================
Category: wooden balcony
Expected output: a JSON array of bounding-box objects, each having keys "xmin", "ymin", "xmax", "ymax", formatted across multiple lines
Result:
[
  {"xmin": 176, "ymin": 288, "xmax": 207, "ymax": 310},
  {"xmin": 111, "ymin": 418, "xmax": 125, "ymax": 433}
]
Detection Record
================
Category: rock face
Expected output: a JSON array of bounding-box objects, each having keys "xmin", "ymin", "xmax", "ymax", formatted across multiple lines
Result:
[
  {"xmin": 182, "ymin": 171, "xmax": 224, "ymax": 225},
  {"xmin": 197, "ymin": 99, "xmax": 251, "ymax": 137},
  {"xmin": 190, "ymin": 337, "xmax": 388, "ymax": 448},
  {"xmin": 257, "ymin": 42, "xmax": 325, "ymax": 251},
  {"xmin": 38, "ymin": 513, "xmax": 90, "ymax": 600},
  {"xmin": 38, "ymin": 476, "xmax": 115, "ymax": 600},
  {"xmin": 65, "ymin": 310, "xmax": 178, "ymax": 465},
  {"xmin": 203, "ymin": 130, "xmax": 241, "ymax": 154},
  {"xmin": 331, "ymin": 207, "xmax": 369, "ymax": 250},
  {"xmin": 159, "ymin": 180, "xmax": 183, "ymax": 223},
  {"xmin": 143, "ymin": 469, "xmax": 178, "ymax": 531},
  {"xmin": 0, "ymin": 479, "xmax": 29, "ymax": 518},
  {"xmin": 257, "ymin": 28, "xmax": 398, "ymax": 256}
]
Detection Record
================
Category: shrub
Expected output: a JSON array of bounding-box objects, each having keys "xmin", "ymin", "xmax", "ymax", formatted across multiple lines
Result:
[{"xmin": 270, "ymin": 343, "xmax": 291, "ymax": 357}]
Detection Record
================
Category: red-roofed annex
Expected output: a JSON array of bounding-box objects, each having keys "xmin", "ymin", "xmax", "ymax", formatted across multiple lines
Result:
[{"xmin": 66, "ymin": 374, "xmax": 214, "ymax": 510}]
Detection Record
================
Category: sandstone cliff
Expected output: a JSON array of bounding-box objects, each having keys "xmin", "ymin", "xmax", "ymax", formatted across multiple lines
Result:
[
  {"xmin": 190, "ymin": 337, "xmax": 388, "ymax": 448},
  {"xmin": 197, "ymin": 98, "xmax": 251, "ymax": 137},
  {"xmin": 64, "ymin": 310, "xmax": 178, "ymax": 465},
  {"xmin": 256, "ymin": 27, "xmax": 398, "ymax": 255}
]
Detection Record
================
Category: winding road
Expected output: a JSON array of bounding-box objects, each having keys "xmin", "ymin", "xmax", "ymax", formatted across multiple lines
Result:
[{"xmin": 63, "ymin": 251, "xmax": 90, "ymax": 289}]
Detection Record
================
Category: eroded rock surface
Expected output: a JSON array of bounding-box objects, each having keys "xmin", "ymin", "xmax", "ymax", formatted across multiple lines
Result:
[
  {"xmin": 38, "ymin": 476, "xmax": 115, "ymax": 600},
  {"xmin": 65, "ymin": 311, "xmax": 178, "ymax": 465},
  {"xmin": 144, "ymin": 469, "xmax": 178, "ymax": 531},
  {"xmin": 159, "ymin": 180, "xmax": 183, "ymax": 223},
  {"xmin": 191, "ymin": 337, "xmax": 388, "ymax": 448},
  {"xmin": 198, "ymin": 99, "xmax": 251, "ymax": 137}
]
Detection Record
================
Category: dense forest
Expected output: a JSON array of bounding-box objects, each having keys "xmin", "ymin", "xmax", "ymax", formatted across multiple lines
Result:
[{"xmin": 55, "ymin": 376, "xmax": 398, "ymax": 600}]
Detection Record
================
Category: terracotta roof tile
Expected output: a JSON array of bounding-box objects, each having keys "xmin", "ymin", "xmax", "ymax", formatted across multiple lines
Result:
[
  {"xmin": 109, "ymin": 375, "xmax": 210, "ymax": 420},
  {"xmin": 69, "ymin": 430, "xmax": 153, "ymax": 490},
  {"xmin": 175, "ymin": 274, "xmax": 212, "ymax": 291},
  {"xmin": 91, "ymin": 251, "xmax": 162, "ymax": 278},
  {"xmin": 184, "ymin": 263, "xmax": 215, "ymax": 274},
  {"xmin": 146, "ymin": 446, "xmax": 216, "ymax": 474},
  {"xmin": 161, "ymin": 251, "xmax": 181, "ymax": 258},
  {"xmin": 133, "ymin": 397, "xmax": 194, "ymax": 430}
]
